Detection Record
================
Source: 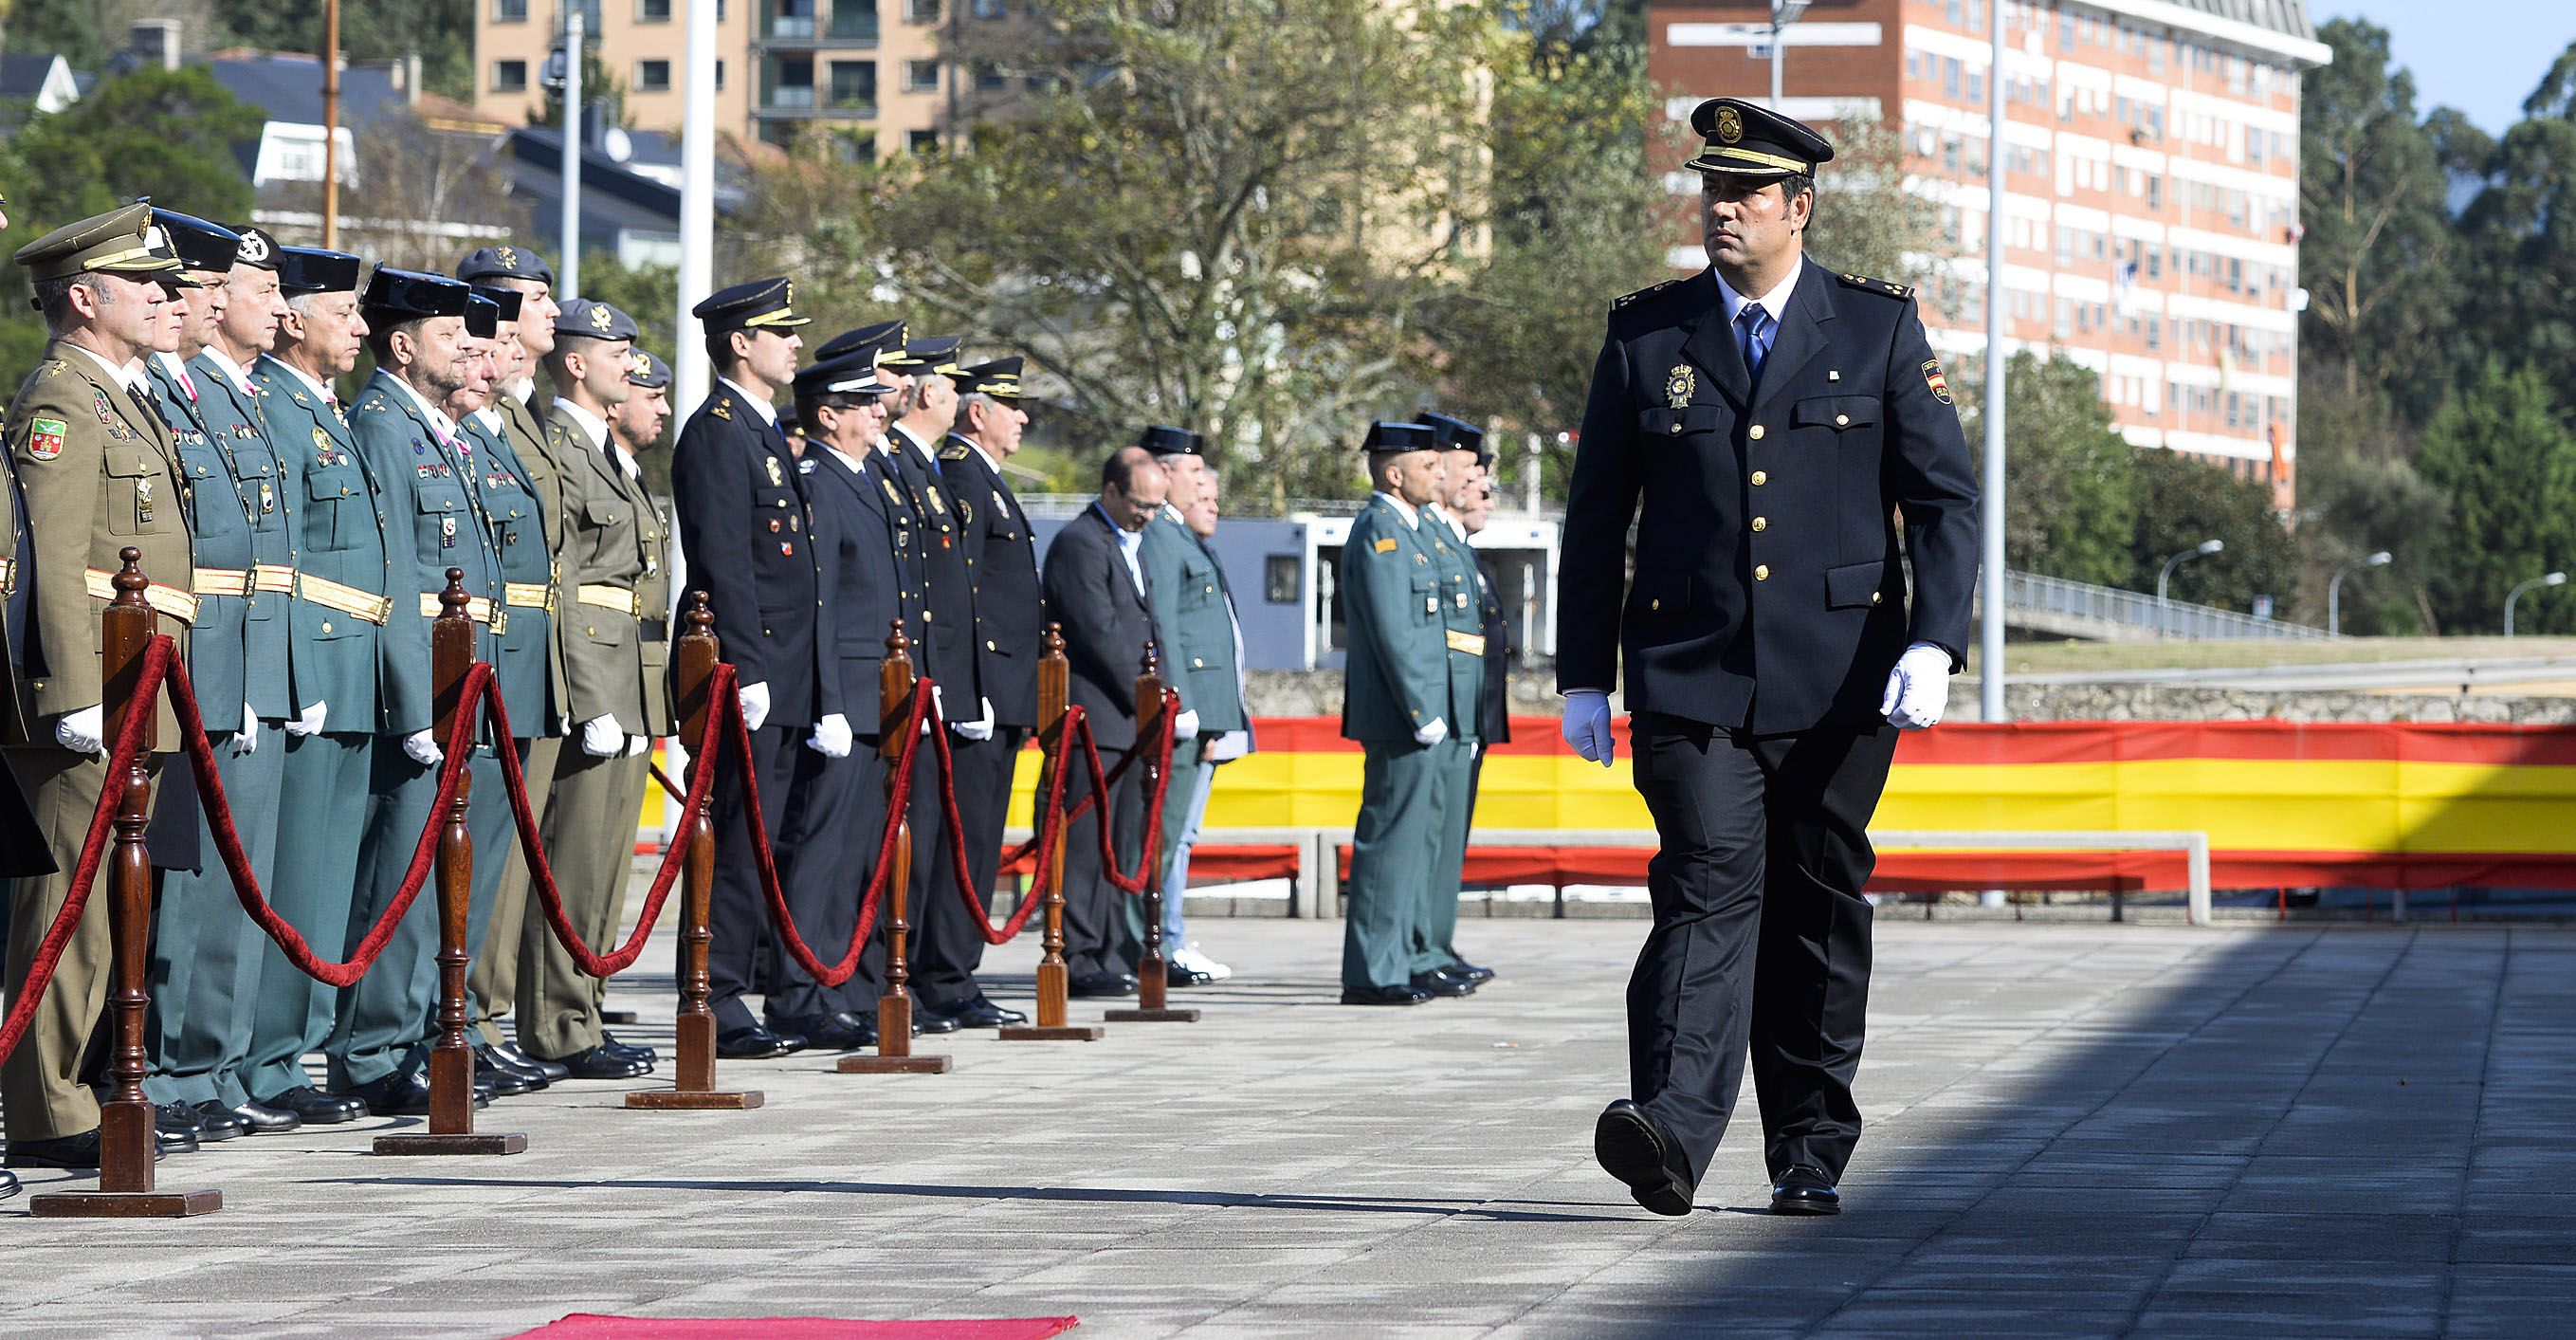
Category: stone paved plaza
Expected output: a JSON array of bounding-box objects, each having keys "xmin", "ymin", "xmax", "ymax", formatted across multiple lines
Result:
[{"xmin": 6, "ymin": 912, "xmax": 2572, "ymax": 1337}]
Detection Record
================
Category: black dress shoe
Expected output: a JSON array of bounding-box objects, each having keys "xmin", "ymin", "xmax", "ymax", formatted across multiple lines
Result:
[
  {"xmin": 1410, "ymin": 970, "xmax": 1476, "ymax": 999},
  {"xmin": 491, "ymin": 1040, "xmax": 571, "ymax": 1083},
  {"xmin": 1770, "ymin": 1165, "xmax": 1841, "ymax": 1216},
  {"xmin": 228, "ymin": 1100, "xmax": 302, "ymax": 1135},
  {"xmin": 912, "ymin": 1008, "xmax": 962, "ymax": 1035},
  {"xmin": 824, "ymin": 1011, "xmax": 881, "ymax": 1047},
  {"xmin": 1443, "ymin": 959, "xmax": 1496, "ymax": 984},
  {"xmin": 1166, "ymin": 964, "xmax": 1215, "ymax": 988},
  {"xmin": 344, "ymin": 1071, "xmax": 437, "ymax": 1116},
  {"xmin": 931, "ymin": 998, "xmax": 1028, "ymax": 1028},
  {"xmin": 540, "ymin": 1044, "xmax": 654, "ymax": 1080},
  {"xmin": 472, "ymin": 1042, "xmax": 548, "ymax": 1092},
  {"xmin": 260, "ymin": 1085, "xmax": 367, "ymax": 1125},
  {"xmin": 1340, "ymin": 983, "xmax": 1432, "ymax": 1006},
  {"xmin": 715, "ymin": 1024, "xmax": 805, "ymax": 1058},
  {"xmin": 8, "ymin": 1129, "xmax": 106, "ymax": 1169},
  {"xmin": 601, "ymin": 1031, "xmax": 658, "ymax": 1065},
  {"xmin": 1596, "ymin": 1099, "xmax": 1696, "ymax": 1217},
  {"xmin": 766, "ymin": 1012, "xmax": 876, "ymax": 1052},
  {"xmin": 0, "ymin": 1167, "xmax": 18, "ymax": 1200},
  {"xmin": 156, "ymin": 1102, "xmax": 212, "ymax": 1149},
  {"xmin": 189, "ymin": 1100, "xmax": 252, "ymax": 1141},
  {"xmin": 1068, "ymin": 971, "xmax": 1138, "ymax": 999}
]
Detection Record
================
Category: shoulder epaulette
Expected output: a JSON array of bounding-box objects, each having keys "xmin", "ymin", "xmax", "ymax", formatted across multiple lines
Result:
[
  {"xmin": 710, "ymin": 400, "xmax": 733, "ymax": 420},
  {"xmin": 938, "ymin": 444, "xmax": 970, "ymax": 462},
  {"xmin": 1613, "ymin": 278, "xmax": 1683, "ymax": 310},
  {"xmin": 1836, "ymin": 271, "xmax": 1914, "ymax": 300}
]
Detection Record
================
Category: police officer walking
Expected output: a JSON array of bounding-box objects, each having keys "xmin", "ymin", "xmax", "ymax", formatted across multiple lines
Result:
[{"xmin": 1561, "ymin": 100, "xmax": 1979, "ymax": 1218}]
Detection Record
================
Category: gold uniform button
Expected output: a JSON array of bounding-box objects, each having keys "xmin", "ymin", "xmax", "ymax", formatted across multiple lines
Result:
[
  {"xmin": 1836, "ymin": 413, "xmax": 1850, "ymax": 427},
  {"xmin": 1754, "ymin": 564, "xmax": 1771, "ymax": 581},
  {"xmin": 1751, "ymin": 517, "xmax": 1767, "ymax": 532},
  {"xmin": 1748, "ymin": 424, "xmax": 1765, "ymax": 440},
  {"xmin": 1871, "ymin": 592, "xmax": 1884, "ymax": 605},
  {"xmin": 1668, "ymin": 422, "xmax": 1682, "ymax": 435},
  {"xmin": 320, "ymin": 621, "xmax": 334, "ymax": 633},
  {"xmin": 1649, "ymin": 597, "xmax": 1661, "ymax": 611},
  {"xmin": 1192, "ymin": 657, "xmax": 1204, "ymax": 669},
  {"xmin": 1750, "ymin": 470, "xmax": 1768, "ymax": 486}
]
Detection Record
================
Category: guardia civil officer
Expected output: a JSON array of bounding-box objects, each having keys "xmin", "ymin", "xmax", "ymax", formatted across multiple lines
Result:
[
  {"xmin": 1412, "ymin": 412, "xmax": 1499, "ymax": 991},
  {"xmin": 1134, "ymin": 426, "xmax": 1222, "ymax": 987},
  {"xmin": 512, "ymin": 300, "xmax": 658, "ymax": 1078},
  {"xmin": 1561, "ymin": 99, "xmax": 1978, "ymax": 1218},
  {"xmin": 668, "ymin": 277, "xmax": 835, "ymax": 1058},
  {"xmin": 3, "ymin": 204, "xmax": 198, "ymax": 1170},
  {"xmin": 0, "ymin": 185, "xmax": 46, "ymax": 884},
  {"xmin": 241, "ymin": 245, "xmax": 379, "ymax": 1126},
  {"xmin": 1338, "ymin": 422, "xmax": 1475, "ymax": 1008},
  {"xmin": 326, "ymin": 267, "xmax": 504, "ymax": 1115}
]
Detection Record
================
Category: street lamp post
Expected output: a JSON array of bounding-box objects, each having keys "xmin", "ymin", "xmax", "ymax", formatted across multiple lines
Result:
[
  {"xmin": 1767, "ymin": 0, "xmax": 1811, "ymax": 111},
  {"xmin": 2327, "ymin": 550, "xmax": 2392, "ymax": 637},
  {"xmin": 546, "ymin": 8, "xmax": 586, "ymax": 301},
  {"xmin": 1977, "ymin": 0, "xmax": 2004, "ymax": 722},
  {"xmin": 2156, "ymin": 539, "xmax": 2225, "ymax": 605},
  {"xmin": 2505, "ymin": 571, "xmax": 2567, "ymax": 637}
]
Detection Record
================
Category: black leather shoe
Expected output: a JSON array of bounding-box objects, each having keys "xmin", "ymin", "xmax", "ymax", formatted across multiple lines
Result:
[
  {"xmin": 1410, "ymin": 970, "xmax": 1476, "ymax": 999},
  {"xmin": 767, "ymin": 1012, "xmax": 876, "ymax": 1052},
  {"xmin": 1068, "ymin": 971, "xmax": 1138, "ymax": 999},
  {"xmin": 1444, "ymin": 959, "xmax": 1496, "ymax": 984},
  {"xmin": 541, "ymin": 1044, "xmax": 654, "ymax": 1079},
  {"xmin": 1340, "ymin": 983, "xmax": 1432, "ymax": 1006},
  {"xmin": 228, "ymin": 1100, "xmax": 302, "ymax": 1135},
  {"xmin": 491, "ymin": 1040, "xmax": 570, "ymax": 1083},
  {"xmin": 715, "ymin": 1024, "xmax": 805, "ymax": 1058},
  {"xmin": 0, "ymin": 1167, "xmax": 18, "ymax": 1199},
  {"xmin": 343, "ymin": 1071, "xmax": 437, "ymax": 1116},
  {"xmin": 912, "ymin": 1008, "xmax": 962, "ymax": 1035},
  {"xmin": 601, "ymin": 1031, "xmax": 658, "ymax": 1066},
  {"xmin": 156, "ymin": 1101, "xmax": 213, "ymax": 1149},
  {"xmin": 189, "ymin": 1100, "xmax": 251, "ymax": 1141},
  {"xmin": 472, "ymin": 1042, "xmax": 547, "ymax": 1093},
  {"xmin": 825, "ymin": 1011, "xmax": 882, "ymax": 1047},
  {"xmin": 932, "ymin": 998, "xmax": 1028, "ymax": 1029},
  {"xmin": 8, "ymin": 1129, "xmax": 107, "ymax": 1169},
  {"xmin": 1166, "ymin": 964, "xmax": 1215, "ymax": 988},
  {"xmin": 1596, "ymin": 1100, "xmax": 1695, "ymax": 1217},
  {"xmin": 1770, "ymin": 1165, "xmax": 1841, "ymax": 1216},
  {"xmin": 259, "ymin": 1085, "xmax": 367, "ymax": 1124}
]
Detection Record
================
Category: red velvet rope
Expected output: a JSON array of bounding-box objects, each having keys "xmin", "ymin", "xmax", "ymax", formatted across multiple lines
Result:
[
  {"xmin": 740, "ymin": 678, "xmax": 929, "ymax": 987},
  {"xmin": 996, "ymin": 721, "xmax": 1148, "ymax": 868},
  {"xmin": 923, "ymin": 697, "xmax": 1071, "ymax": 945},
  {"xmin": 1065, "ymin": 689, "xmax": 1179, "ymax": 896}
]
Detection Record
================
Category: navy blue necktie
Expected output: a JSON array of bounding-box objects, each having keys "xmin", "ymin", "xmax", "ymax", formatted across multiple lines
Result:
[{"xmin": 1738, "ymin": 303, "xmax": 1772, "ymax": 389}]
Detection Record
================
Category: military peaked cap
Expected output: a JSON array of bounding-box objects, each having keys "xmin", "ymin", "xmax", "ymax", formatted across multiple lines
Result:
[
  {"xmin": 959, "ymin": 357, "xmax": 1025, "ymax": 399},
  {"xmin": 1683, "ymin": 97, "xmax": 1836, "ymax": 178},
  {"xmin": 12, "ymin": 202, "xmax": 187, "ymax": 284},
  {"xmin": 793, "ymin": 349, "xmax": 895, "ymax": 400},
  {"xmin": 693, "ymin": 276, "xmax": 810, "ymax": 333},
  {"xmin": 818, "ymin": 319, "xmax": 904, "ymax": 362},
  {"xmin": 154, "ymin": 209, "xmax": 245, "ymax": 274}
]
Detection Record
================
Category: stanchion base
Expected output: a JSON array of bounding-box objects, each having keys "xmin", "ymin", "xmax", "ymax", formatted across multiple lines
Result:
[
  {"xmin": 373, "ymin": 1131, "xmax": 529, "ymax": 1156},
  {"xmin": 625, "ymin": 1089, "xmax": 764, "ymax": 1110},
  {"xmin": 28, "ymin": 1188, "xmax": 222, "ymax": 1218},
  {"xmin": 835, "ymin": 1055, "xmax": 953, "ymax": 1074},
  {"xmin": 998, "ymin": 1024, "xmax": 1105, "ymax": 1041},
  {"xmin": 1103, "ymin": 1007, "xmax": 1201, "ymax": 1022},
  {"xmin": 602, "ymin": 1010, "xmax": 640, "ymax": 1025}
]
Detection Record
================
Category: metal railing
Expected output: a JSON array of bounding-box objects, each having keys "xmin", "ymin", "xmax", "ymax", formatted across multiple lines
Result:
[{"xmin": 2001, "ymin": 568, "xmax": 2331, "ymax": 640}]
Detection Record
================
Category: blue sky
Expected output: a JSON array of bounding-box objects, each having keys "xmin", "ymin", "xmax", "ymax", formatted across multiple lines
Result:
[{"xmin": 2314, "ymin": 1, "xmax": 2575, "ymax": 132}]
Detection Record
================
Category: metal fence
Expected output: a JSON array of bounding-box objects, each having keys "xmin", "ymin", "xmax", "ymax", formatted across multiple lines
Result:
[{"xmin": 2001, "ymin": 569, "xmax": 2332, "ymax": 640}]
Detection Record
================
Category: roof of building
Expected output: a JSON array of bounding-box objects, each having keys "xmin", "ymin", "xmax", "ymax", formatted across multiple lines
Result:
[
  {"xmin": 2169, "ymin": 0, "xmax": 2314, "ymax": 42},
  {"xmin": 0, "ymin": 52, "xmax": 70, "ymax": 100},
  {"xmin": 202, "ymin": 50, "xmax": 407, "ymax": 130}
]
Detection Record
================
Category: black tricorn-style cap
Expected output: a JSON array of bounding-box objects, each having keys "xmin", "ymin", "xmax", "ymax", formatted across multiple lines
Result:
[
  {"xmin": 1137, "ymin": 424, "xmax": 1203, "ymax": 456},
  {"xmin": 273, "ymin": 246, "xmax": 364, "ymax": 295},
  {"xmin": 1361, "ymin": 421, "xmax": 1438, "ymax": 453}
]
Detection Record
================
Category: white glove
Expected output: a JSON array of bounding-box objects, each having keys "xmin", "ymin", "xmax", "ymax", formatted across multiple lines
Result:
[
  {"xmin": 1561, "ymin": 689, "xmax": 1614, "ymax": 766},
  {"xmin": 924, "ymin": 684, "xmax": 943, "ymax": 736},
  {"xmin": 1206, "ymin": 729, "xmax": 1252, "ymax": 763},
  {"xmin": 1467, "ymin": 740, "xmax": 1480, "ymax": 759},
  {"xmin": 951, "ymin": 695, "xmax": 996, "ymax": 742},
  {"xmin": 580, "ymin": 714, "xmax": 626, "ymax": 758},
  {"xmin": 54, "ymin": 705, "xmax": 105, "ymax": 757},
  {"xmin": 1412, "ymin": 716, "xmax": 1448, "ymax": 747},
  {"xmin": 739, "ymin": 680, "xmax": 771, "ymax": 732},
  {"xmin": 1172, "ymin": 707, "xmax": 1199, "ymax": 741},
  {"xmin": 286, "ymin": 699, "xmax": 328, "ymax": 737},
  {"xmin": 807, "ymin": 712, "xmax": 853, "ymax": 759},
  {"xmin": 1881, "ymin": 641, "xmax": 1954, "ymax": 731},
  {"xmin": 402, "ymin": 729, "xmax": 444, "ymax": 767},
  {"xmin": 233, "ymin": 703, "xmax": 260, "ymax": 757},
  {"xmin": 625, "ymin": 733, "xmax": 649, "ymax": 758}
]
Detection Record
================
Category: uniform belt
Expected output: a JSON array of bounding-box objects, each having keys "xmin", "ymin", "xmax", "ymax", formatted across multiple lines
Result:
[
  {"xmin": 504, "ymin": 581, "xmax": 553, "ymax": 611},
  {"xmin": 575, "ymin": 583, "xmax": 641, "ymax": 617},
  {"xmin": 1445, "ymin": 630, "xmax": 1488, "ymax": 656},
  {"xmin": 300, "ymin": 574, "xmax": 393, "ymax": 625},
  {"xmin": 252, "ymin": 562, "xmax": 298, "ymax": 594},
  {"xmin": 192, "ymin": 567, "xmax": 250, "ymax": 597},
  {"xmin": 419, "ymin": 593, "xmax": 497, "ymax": 623},
  {"xmin": 84, "ymin": 567, "xmax": 200, "ymax": 625}
]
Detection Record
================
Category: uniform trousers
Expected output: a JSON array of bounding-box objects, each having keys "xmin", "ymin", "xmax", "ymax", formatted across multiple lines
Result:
[
  {"xmin": 769, "ymin": 741, "xmax": 886, "ymax": 1020},
  {"xmin": 512, "ymin": 741, "xmax": 648, "ymax": 1058},
  {"xmin": 2, "ymin": 747, "xmax": 153, "ymax": 1141},
  {"xmin": 1131, "ymin": 734, "xmax": 1207, "ymax": 961},
  {"xmin": 1342, "ymin": 738, "xmax": 1446, "ymax": 993},
  {"xmin": 470, "ymin": 732, "xmax": 562, "ymax": 1045},
  {"xmin": 1408, "ymin": 736, "xmax": 1477, "ymax": 976},
  {"xmin": 1059, "ymin": 740, "xmax": 1146, "ymax": 981},
  {"xmin": 244, "ymin": 729, "xmax": 373, "ymax": 1102},
  {"xmin": 327, "ymin": 743, "xmax": 502, "ymax": 1089},
  {"xmin": 146, "ymin": 728, "xmax": 284, "ymax": 1108},
  {"xmin": 915, "ymin": 725, "xmax": 1018, "ymax": 1011},
  {"xmin": 703, "ymin": 722, "xmax": 825, "ymax": 1034},
  {"xmin": 1624, "ymin": 712, "xmax": 1895, "ymax": 1185}
]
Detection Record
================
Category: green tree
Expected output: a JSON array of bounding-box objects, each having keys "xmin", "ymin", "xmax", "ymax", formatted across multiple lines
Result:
[
  {"xmin": 1956, "ymin": 352, "xmax": 2140, "ymax": 588},
  {"xmin": 2454, "ymin": 45, "xmax": 2576, "ymax": 409},
  {"xmin": 2293, "ymin": 362, "xmax": 2447, "ymax": 634},
  {"xmin": 2124, "ymin": 450, "xmax": 2298, "ymax": 617},
  {"xmin": 2416, "ymin": 361, "xmax": 2576, "ymax": 633}
]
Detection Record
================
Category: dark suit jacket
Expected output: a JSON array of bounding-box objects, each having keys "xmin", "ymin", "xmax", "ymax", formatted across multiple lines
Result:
[
  {"xmin": 669, "ymin": 380, "xmax": 835, "ymax": 726},
  {"xmin": 1477, "ymin": 552, "xmax": 1511, "ymax": 745},
  {"xmin": 941, "ymin": 435, "xmax": 1044, "ymax": 729},
  {"xmin": 1041, "ymin": 504, "xmax": 1152, "ymax": 750},
  {"xmin": 885, "ymin": 426, "xmax": 977, "ymax": 707},
  {"xmin": 1557, "ymin": 260, "xmax": 1979, "ymax": 733},
  {"xmin": 801, "ymin": 445, "xmax": 912, "ymax": 739}
]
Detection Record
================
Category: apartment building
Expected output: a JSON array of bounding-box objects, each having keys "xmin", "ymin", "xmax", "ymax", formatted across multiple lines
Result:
[
  {"xmin": 1649, "ymin": 0, "xmax": 2327, "ymax": 505},
  {"xmin": 474, "ymin": 0, "xmax": 1017, "ymax": 157}
]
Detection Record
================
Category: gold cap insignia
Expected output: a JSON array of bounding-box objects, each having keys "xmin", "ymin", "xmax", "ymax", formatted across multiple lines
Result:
[
  {"xmin": 1714, "ymin": 106, "xmax": 1743, "ymax": 145},
  {"xmin": 590, "ymin": 303, "xmax": 613, "ymax": 332}
]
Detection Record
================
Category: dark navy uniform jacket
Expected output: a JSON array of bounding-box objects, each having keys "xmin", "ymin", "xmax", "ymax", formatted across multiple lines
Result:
[
  {"xmin": 941, "ymin": 435, "xmax": 1043, "ymax": 730},
  {"xmin": 1557, "ymin": 260, "xmax": 1979, "ymax": 734},
  {"xmin": 669, "ymin": 379, "xmax": 835, "ymax": 727},
  {"xmin": 884, "ymin": 425, "xmax": 977, "ymax": 708},
  {"xmin": 799, "ymin": 445, "xmax": 915, "ymax": 741}
]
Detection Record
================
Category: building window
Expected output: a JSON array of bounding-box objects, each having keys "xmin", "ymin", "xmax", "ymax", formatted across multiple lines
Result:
[
  {"xmin": 909, "ymin": 128, "xmax": 940, "ymax": 153},
  {"xmin": 716, "ymin": 59, "xmax": 728, "ymax": 91},
  {"xmin": 765, "ymin": 54, "xmax": 814, "ymax": 109},
  {"xmin": 904, "ymin": 59, "xmax": 938, "ymax": 91},
  {"xmin": 906, "ymin": 0, "xmax": 940, "ymax": 20},
  {"xmin": 971, "ymin": 0, "xmax": 1004, "ymax": 14},
  {"xmin": 827, "ymin": 60, "xmax": 876, "ymax": 112},
  {"xmin": 831, "ymin": 0, "xmax": 881, "ymax": 40},
  {"xmin": 975, "ymin": 62, "xmax": 1007, "ymax": 91},
  {"xmin": 492, "ymin": 59, "xmax": 529, "ymax": 92},
  {"xmin": 635, "ymin": 59, "xmax": 671, "ymax": 91},
  {"xmin": 494, "ymin": 0, "xmax": 529, "ymax": 20},
  {"xmin": 768, "ymin": 0, "xmax": 815, "ymax": 39},
  {"xmin": 638, "ymin": 0, "xmax": 671, "ymax": 19}
]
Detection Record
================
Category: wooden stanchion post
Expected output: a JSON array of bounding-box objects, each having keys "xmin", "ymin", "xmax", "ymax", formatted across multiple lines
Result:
[
  {"xmin": 841, "ymin": 618, "xmax": 952, "ymax": 1074},
  {"xmin": 630, "ymin": 593, "xmax": 762, "ymax": 1110},
  {"xmin": 1002, "ymin": 623, "xmax": 1102, "ymax": 1041},
  {"xmin": 1106, "ymin": 640, "xmax": 1198, "ymax": 1023},
  {"xmin": 33, "ymin": 550, "xmax": 220, "ymax": 1217},
  {"xmin": 379, "ymin": 571, "xmax": 526, "ymax": 1155}
]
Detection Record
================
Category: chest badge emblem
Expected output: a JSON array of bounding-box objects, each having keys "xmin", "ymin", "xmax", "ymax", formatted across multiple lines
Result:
[{"xmin": 1667, "ymin": 365, "xmax": 1694, "ymax": 408}]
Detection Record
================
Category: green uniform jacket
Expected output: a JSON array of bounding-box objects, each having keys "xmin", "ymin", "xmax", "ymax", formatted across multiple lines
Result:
[
  {"xmin": 497, "ymin": 393, "xmax": 573, "ymax": 724},
  {"xmin": 349, "ymin": 370, "xmax": 499, "ymax": 738},
  {"xmin": 145, "ymin": 357, "xmax": 253, "ymax": 717},
  {"xmin": 1140, "ymin": 507, "xmax": 1246, "ymax": 733},
  {"xmin": 1424, "ymin": 507, "xmax": 1486, "ymax": 744},
  {"xmin": 188, "ymin": 354, "xmax": 294, "ymax": 722},
  {"xmin": 6, "ymin": 340, "xmax": 194, "ymax": 748},
  {"xmin": 2, "ymin": 431, "xmax": 30, "ymax": 746},
  {"xmin": 255, "ymin": 357, "xmax": 393, "ymax": 731},
  {"xmin": 1338, "ymin": 495, "xmax": 1448, "ymax": 745},
  {"xmin": 546, "ymin": 405, "xmax": 657, "ymax": 733},
  {"xmin": 465, "ymin": 412, "xmax": 554, "ymax": 737}
]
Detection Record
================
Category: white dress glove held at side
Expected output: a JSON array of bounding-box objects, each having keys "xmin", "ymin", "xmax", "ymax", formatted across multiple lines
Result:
[
  {"xmin": 402, "ymin": 729, "xmax": 444, "ymax": 767},
  {"xmin": 285, "ymin": 699, "xmax": 327, "ymax": 737},
  {"xmin": 1881, "ymin": 642, "xmax": 1955, "ymax": 730},
  {"xmin": 55, "ymin": 705, "xmax": 105, "ymax": 757},
  {"xmin": 739, "ymin": 680, "xmax": 771, "ymax": 732},
  {"xmin": 808, "ymin": 712, "xmax": 854, "ymax": 759},
  {"xmin": 1412, "ymin": 716, "xmax": 1449, "ymax": 747},
  {"xmin": 234, "ymin": 703, "xmax": 260, "ymax": 757},
  {"xmin": 581, "ymin": 715, "xmax": 627, "ymax": 758}
]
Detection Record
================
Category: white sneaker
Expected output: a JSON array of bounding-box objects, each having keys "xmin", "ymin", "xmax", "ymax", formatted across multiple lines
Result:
[{"xmin": 1171, "ymin": 945, "xmax": 1233, "ymax": 982}]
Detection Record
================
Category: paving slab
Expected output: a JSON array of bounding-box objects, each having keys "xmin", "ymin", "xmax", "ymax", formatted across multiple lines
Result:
[{"xmin": 7, "ymin": 914, "xmax": 2573, "ymax": 1336}]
